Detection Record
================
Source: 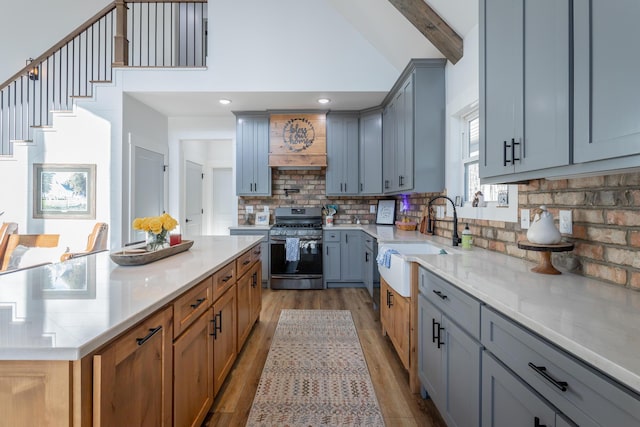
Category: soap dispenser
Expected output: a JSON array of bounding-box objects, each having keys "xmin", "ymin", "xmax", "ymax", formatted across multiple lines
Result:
[{"xmin": 462, "ymin": 224, "xmax": 472, "ymax": 249}]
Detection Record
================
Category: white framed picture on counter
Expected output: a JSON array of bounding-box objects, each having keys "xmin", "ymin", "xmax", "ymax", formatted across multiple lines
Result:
[
  {"xmin": 255, "ymin": 212, "xmax": 270, "ymax": 225},
  {"xmin": 376, "ymin": 200, "xmax": 396, "ymax": 225}
]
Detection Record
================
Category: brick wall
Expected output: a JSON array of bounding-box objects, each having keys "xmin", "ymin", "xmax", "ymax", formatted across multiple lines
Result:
[
  {"xmin": 238, "ymin": 170, "xmax": 389, "ymax": 226},
  {"xmin": 402, "ymin": 173, "xmax": 640, "ymax": 290},
  {"xmin": 238, "ymin": 170, "xmax": 640, "ymax": 290}
]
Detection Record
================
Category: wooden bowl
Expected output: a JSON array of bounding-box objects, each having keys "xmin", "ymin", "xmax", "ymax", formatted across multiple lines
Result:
[{"xmin": 395, "ymin": 221, "xmax": 417, "ymax": 231}]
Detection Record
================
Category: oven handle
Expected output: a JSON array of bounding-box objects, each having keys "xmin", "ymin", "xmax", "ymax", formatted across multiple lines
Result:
[{"xmin": 270, "ymin": 236, "xmax": 322, "ymax": 242}]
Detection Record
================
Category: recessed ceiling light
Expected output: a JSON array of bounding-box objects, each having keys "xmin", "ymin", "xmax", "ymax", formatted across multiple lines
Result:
[
  {"xmin": 317, "ymin": 98, "xmax": 331, "ymax": 104},
  {"xmin": 219, "ymin": 98, "xmax": 232, "ymax": 105}
]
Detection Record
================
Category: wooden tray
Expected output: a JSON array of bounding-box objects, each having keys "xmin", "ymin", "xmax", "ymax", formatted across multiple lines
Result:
[{"xmin": 110, "ymin": 240, "xmax": 194, "ymax": 266}]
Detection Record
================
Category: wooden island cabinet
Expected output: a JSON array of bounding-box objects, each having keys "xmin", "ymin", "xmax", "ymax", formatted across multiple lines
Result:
[{"xmin": 0, "ymin": 236, "xmax": 264, "ymax": 427}]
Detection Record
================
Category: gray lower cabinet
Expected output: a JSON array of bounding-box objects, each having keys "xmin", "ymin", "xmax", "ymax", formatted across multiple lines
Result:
[
  {"xmin": 359, "ymin": 110, "xmax": 382, "ymax": 195},
  {"xmin": 481, "ymin": 306, "xmax": 640, "ymax": 426},
  {"xmin": 382, "ymin": 59, "xmax": 445, "ymax": 195},
  {"xmin": 234, "ymin": 113, "xmax": 271, "ymax": 196},
  {"xmin": 229, "ymin": 229, "xmax": 269, "ymax": 288},
  {"xmin": 418, "ymin": 267, "xmax": 481, "ymax": 427},
  {"xmin": 482, "ymin": 351, "xmax": 559, "ymax": 427},
  {"xmin": 326, "ymin": 112, "xmax": 359, "ymax": 196},
  {"xmin": 480, "ymin": 0, "xmax": 569, "ymax": 180},
  {"xmin": 323, "ymin": 230, "xmax": 363, "ymax": 287},
  {"xmin": 362, "ymin": 233, "xmax": 378, "ymax": 300}
]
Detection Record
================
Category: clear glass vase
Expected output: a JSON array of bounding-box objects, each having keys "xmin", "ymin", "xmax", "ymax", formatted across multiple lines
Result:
[{"xmin": 146, "ymin": 230, "xmax": 169, "ymax": 251}]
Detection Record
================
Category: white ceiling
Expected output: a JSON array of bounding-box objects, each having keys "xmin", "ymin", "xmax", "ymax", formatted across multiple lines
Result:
[{"xmin": 129, "ymin": 0, "xmax": 478, "ymax": 118}]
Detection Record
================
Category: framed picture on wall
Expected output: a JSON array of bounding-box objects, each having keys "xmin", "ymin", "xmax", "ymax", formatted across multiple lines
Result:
[
  {"xmin": 376, "ymin": 199, "xmax": 396, "ymax": 225},
  {"xmin": 255, "ymin": 212, "xmax": 270, "ymax": 226},
  {"xmin": 33, "ymin": 163, "xmax": 96, "ymax": 219}
]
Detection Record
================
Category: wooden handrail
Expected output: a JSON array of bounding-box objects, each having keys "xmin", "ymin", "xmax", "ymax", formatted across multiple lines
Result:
[
  {"xmin": 0, "ymin": 0, "xmax": 209, "ymax": 90},
  {"xmin": 0, "ymin": 2, "xmax": 116, "ymax": 90}
]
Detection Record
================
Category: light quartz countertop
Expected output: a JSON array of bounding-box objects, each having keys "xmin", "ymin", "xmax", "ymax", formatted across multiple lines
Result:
[
  {"xmin": 0, "ymin": 235, "xmax": 263, "ymax": 361},
  {"xmin": 337, "ymin": 224, "xmax": 640, "ymax": 395},
  {"xmin": 228, "ymin": 225, "xmax": 272, "ymax": 231}
]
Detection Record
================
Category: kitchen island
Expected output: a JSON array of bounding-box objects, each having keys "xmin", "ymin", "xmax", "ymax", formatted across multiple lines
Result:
[{"xmin": 0, "ymin": 235, "xmax": 263, "ymax": 427}]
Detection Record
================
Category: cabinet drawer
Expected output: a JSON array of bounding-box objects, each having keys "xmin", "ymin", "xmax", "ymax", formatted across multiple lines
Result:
[
  {"xmin": 363, "ymin": 234, "xmax": 376, "ymax": 251},
  {"xmin": 481, "ymin": 306, "xmax": 640, "ymax": 426},
  {"xmin": 173, "ymin": 276, "xmax": 213, "ymax": 338},
  {"xmin": 419, "ymin": 268, "xmax": 480, "ymax": 339},
  {"xmin": 324, "ymin": 230, "xmax": 340, "ymax": 242},
  {"xmin": 250, "ymin": 243, "xmax": 262, "ymax": 264},
  {"xmin": 213, "ymin": 261, "xmax": 236, "ymax": 301},
  {"xmin": 236, "ymin": 249, "xmax": 254, "ymax": 278}
]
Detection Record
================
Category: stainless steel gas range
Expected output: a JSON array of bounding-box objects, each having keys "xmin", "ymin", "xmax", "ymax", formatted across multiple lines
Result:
[{"xmin": 269, "ymin": 207, "xmax": 323, "ymax": 290}]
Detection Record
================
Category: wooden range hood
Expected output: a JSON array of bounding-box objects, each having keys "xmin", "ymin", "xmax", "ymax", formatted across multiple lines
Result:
[{"xmin": 269, "ymin": 113, "xmax": 327, "ymax": 169}]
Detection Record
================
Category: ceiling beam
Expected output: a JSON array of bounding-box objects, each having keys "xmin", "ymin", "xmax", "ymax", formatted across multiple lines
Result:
[{"xmin": 388, "ymin": 0, "xmax": 463, "ymax": 64}]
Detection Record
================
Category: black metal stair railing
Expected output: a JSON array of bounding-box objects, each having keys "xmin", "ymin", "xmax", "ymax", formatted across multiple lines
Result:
[{"xmin": 0, "ymin": 0, "xmax": 207, "ymax": 156}]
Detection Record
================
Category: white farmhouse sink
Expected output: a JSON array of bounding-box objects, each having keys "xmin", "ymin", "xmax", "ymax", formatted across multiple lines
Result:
[{"xmin": 377, "ymin": 243, "xmax": 452, "ymax": 297}]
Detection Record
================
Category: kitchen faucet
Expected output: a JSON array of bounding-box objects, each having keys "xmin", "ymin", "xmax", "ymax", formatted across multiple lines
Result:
[{"xmin": 427, "ymin": 196, "xmax": 461, "ymax": 246}]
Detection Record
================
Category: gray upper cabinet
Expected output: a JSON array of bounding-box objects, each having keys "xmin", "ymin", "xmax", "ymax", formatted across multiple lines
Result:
[
  {"xmin": 359, "ymin": 110, "xmax": 382, "ymax": 195},
  {"xmin": 480, "ymin": 0, "xmax": 569, "ymax": 180},
  {"xmin": 235, "ymin": 113, "xmax": 271, "ymax": 196},
  {"xmin": 574, "ymin": 1, "xmax": 640, "ymax": 163},
  {"xmin": 326, "ymin": 112, "xmax": 359, "ymax": 196},
  {"xmin": 382, "ymin": 59, "xmax": 445, "ymax": 195}
]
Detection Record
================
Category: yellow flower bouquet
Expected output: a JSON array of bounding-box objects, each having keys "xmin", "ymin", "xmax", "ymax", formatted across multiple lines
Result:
[{"xmin": 133, "ymin": 213, "xmax": 178, "ymax": 251}]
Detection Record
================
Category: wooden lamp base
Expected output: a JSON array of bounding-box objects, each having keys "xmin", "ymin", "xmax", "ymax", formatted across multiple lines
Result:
[{"xmin": 517, "ymin": 241, "xmax": 574, "ymax": 275}]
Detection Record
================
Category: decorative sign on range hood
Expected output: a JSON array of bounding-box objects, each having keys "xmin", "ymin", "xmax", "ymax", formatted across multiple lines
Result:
[{"xmin": 269, "ymin": 113, "xmax": 327, "ymax": 168}]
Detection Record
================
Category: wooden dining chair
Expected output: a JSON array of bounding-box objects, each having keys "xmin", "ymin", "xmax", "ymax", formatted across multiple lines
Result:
[
  {"xmin": 60, "ymin": 223, "xmax": 108, "ymax": 261},
  {"xmin": 0, "ymin": 234, "xmax": 60, "ymax": 271},
  {"xmin": 0, "ymin": 222, "xmax": 19, "ymax": 269}
]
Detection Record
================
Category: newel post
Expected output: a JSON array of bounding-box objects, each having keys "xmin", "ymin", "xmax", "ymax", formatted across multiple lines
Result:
[{"xmin": 113, "ymin": 0, "xmax": 129, "ymax": 66}]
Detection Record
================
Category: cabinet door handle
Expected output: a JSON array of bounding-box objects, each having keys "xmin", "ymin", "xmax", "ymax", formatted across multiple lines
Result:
[
  {"xmin": 503, "ymin": 140, "xmax": 511, "ymax": 166},
  {"xmin": 399, "ymin": 175, "xmax": 404, "ymax": 186},
  {"xmin": 212, "ymin": 311, "xmax": 222, "ymax": 337},
  {"xmin": 386, "ymin": 290, "xmax": 390, "ymax": 307},
  {"xmin": 190, "ymin": 297, "xmax": 206, "ymax": 309},
  {"xmin": 365, "ymin": 252, "xmax": 369, "ymax": 262},
  {"xmin": 534, "ymin": 417, "xmax": 546, "ymax": 427},
  {"xmin": 384, "ymin": 179, "xmax": 390, "ymax": 189},
  {"xmin": 252, "ymin": 272, "xmax": 258, "ymax": 288},
  {"xmin": 345, "ymin": 234, "xmax": 348, "ymax": 244},
  {"xmin": 360, "ymin": 183, "xmax": 363, "ymax": 192},
  {"xmin": 136, "ymin": 325, "xmax": 162, "ymax": 346},
  {"xmin": 437, "ymin": 324, "xmax": 444, "ymax": 348},
  {"xmin": 432, "ymin": 318, "xmax": 438, "ymax": 344},
  {"xmin": 528, "ymin": 363, "xmax": 568, "ymax": 392},
  {"xmin": 344, "ymin": 183, "xmax": 347, "ymax": 192},
  {"xmin": 433, "ymin": 290, "xmax": 448, "ymax": 300},
  {"xmin": 388, "ymin": 291, "xmax": 394, "ymax": 307},
  {"xmin": 512, "ymin": 138, "xmax": 521, "ymax": 163}
]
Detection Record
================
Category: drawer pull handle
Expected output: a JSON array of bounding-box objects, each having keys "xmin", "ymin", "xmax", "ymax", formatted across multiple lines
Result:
[
  {"xmin": 136, "ymin": 326, "xmax": 162, "ymax": 346},
  {"xmin": 190, "ymin": 298, "xmax": 206, "ymax": 309},
  {"xmin": 222, "ymin": 275, "xmax": 233, "ymax": 282},
  {"xmin": 253, "ymin": 250, "xmax": 261, "ymax": 255},
  {"xmin": 433, "ymin": 290, "xmax": 448, "ymax": 300},
  {"xmin": 528, "ymin": 363, "xmax": 568, "ymax": 392},
  {"xmin": 242, "ymin": 259, "xmax": 251, "ymax": 266},
  {"xmin": 534, "ymin": 417, "xmax": 546, "ymax": 427}
]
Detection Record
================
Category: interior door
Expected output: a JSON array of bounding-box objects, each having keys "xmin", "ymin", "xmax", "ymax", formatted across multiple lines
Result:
[
  {"xmin": 211, "ymin": 168, "xmax": 234, "ymax": 235},
  {"xmin": 133, "ymin": 146, "xmax": 165, "ymax": 242},
  {"xmin": 185, "ymin": 161, "xmax": 203, "ymax": 237}
]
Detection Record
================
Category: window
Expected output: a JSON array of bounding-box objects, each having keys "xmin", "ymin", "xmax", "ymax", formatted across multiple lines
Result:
[
  {"xmin": 445, "ymin": 102, "xmax": 517, "ymax": 223},
  {"xmin": 462, "ymin": 112, "xmax": 507, "ymax": 204}
]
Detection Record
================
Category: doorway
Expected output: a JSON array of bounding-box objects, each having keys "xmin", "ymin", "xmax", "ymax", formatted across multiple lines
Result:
[
  {"xmin": 211, "ymin": 168, "xmax": 233, "ymax": 235},
  {"xmin": 185, "ymin": 160, "xmax": 203, "ymax": 237}
]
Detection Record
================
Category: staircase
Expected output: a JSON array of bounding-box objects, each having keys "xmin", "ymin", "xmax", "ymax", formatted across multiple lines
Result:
[{"xmin": 0, "ymin": 0, "xmax": 207, "ymax": 157}]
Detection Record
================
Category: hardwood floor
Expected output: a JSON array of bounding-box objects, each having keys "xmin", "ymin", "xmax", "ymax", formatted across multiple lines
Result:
[{"xmin": 203, "ymin": 288, "xmax": 446, "ymax": 427}]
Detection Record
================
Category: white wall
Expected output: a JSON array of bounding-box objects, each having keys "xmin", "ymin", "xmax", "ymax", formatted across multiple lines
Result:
[
  {"xmin": 0, "ymin": 106, "xmax": 113, "ymax": 251},
  {"xmin": 122, "ymin": 94, "xmax": 169, "ymax": 244},
  {"xmin": 0, "ymin": 0, "xmax": 108, "ymax": 83}
]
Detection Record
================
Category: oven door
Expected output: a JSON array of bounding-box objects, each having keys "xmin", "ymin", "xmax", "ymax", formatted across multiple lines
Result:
[{"xmin": 270, "ymin": 236, "xmax": 323, "ymax": 289}]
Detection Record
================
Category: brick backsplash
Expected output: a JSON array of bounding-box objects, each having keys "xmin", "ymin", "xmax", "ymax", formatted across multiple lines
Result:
[
  {"xmin": 238, "ymin": 170, "xmax": 640, "ymax": 290},
  {"xmin": 238, "ymin": 170, "xmax": 390, "ymax": 225}
]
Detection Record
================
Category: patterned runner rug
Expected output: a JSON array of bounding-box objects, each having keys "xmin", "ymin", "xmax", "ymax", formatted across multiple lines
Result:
[{"xmin": 246, "ymin": 309, "xmax": 385, "ymax": 426}]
